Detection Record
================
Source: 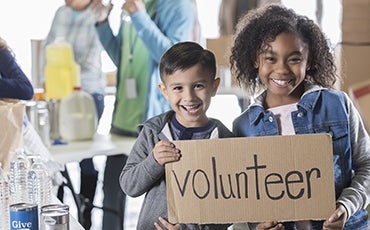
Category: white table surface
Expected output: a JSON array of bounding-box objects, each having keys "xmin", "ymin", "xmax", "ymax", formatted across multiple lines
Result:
[
  {"xmin": 49, "ymin": 133, "xmax": 136, "ymax": 164},
  {"xmin": 48, "ymin": 133, "xmax": 136, "ymax": 229}
]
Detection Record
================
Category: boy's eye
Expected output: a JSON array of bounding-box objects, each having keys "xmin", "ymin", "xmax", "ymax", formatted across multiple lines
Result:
[
  {"xmin": 173, "ymin": 86, "xmax": 183, "ymax": 91},
  {"xmin": 194, "ymin": 83, "xmax": 205, "ymax": 89}
]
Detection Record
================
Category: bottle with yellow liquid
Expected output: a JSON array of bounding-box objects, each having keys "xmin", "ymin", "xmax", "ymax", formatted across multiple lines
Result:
[{"xmin": 44, "ymin": 39, "xmax": 80, "ymax": 99}]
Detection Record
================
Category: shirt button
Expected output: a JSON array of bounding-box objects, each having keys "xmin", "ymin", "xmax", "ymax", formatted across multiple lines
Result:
[
  {"xmin": 297, "ymin": 112, "xmax": 303, "ymax": 117},
  {"xmin": 268, "ymin": 116, "xmax": 274, "ymax": 122}
]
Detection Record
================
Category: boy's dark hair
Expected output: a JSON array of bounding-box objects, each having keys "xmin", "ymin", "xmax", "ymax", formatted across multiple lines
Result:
[
  {"xmin": 159, "ymin": 41, "xmax": 216, "ymax": 82},
  {"xmin": 230, "ymin": 4, "xmax": 338, "ymax": 94}
]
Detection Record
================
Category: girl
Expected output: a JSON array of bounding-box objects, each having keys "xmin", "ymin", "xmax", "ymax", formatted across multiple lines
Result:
[{"xmin": 230, "ymin": 4, "xmax": 370, "ymax": 230}]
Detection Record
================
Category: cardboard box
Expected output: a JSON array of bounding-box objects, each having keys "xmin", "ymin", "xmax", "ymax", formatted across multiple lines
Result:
[
  {"xmin": 349, "ymin": 79, "xmax": 370, "ymax": 132},
  {"xmin": 337, "ymin": 44, "xmax": 370, "ymax": 92},
  {"xmin": 166, "ymin": 134, "xmax": 335, "ymax": 224},
  {"xmin": 206, "ymin": 36, "xmax": 232, "ymax": 67},
  {"xmin": 342, "ymin": 0, "xmax": 370, "ymax": 43},
  {"xmin": 206, "ymin": 36, "xmax": 239, "ymax": 88}
]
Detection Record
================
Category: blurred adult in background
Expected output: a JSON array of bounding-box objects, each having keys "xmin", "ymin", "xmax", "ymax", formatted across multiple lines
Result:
[
  {"xmin": 44, "ymin": 0, "xmax": 106, "ymax": 121},
  {"xmin": 92, "ymin": 0, "xmax": 199, "ymax": 229},
  {"xmin": 0, "ymin": 36, "xmax": 64, "ymax": 192},
  {"xmin": 0, "ymin": 37, "xmax": 34, "ymax": 99},
  {"xmin": 43, "ymin": 0, "xmax": 106, "ymax": 229},
  {"xmin": 218, "ymin": 0, "xmax": 257, "ymax": 36},
  {"xmin": 93, "ymin": 0, "xmax": 198, "ymax": 136}
]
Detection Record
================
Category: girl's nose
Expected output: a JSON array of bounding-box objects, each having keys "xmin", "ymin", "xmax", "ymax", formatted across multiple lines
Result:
[{"xmin": 275, "ymin": 61, "xmax": 290, "ymax": 74}]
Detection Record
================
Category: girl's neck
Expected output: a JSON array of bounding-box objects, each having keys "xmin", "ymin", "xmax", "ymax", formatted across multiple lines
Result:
[{"xmin": 264, "ymin": 84, "xmax": 304, "ymax": 109}]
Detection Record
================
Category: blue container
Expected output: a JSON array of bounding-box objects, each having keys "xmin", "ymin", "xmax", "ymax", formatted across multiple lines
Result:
[{"xmin": 10, "ymin": 203, "xmax": 38, "ymax": 230}]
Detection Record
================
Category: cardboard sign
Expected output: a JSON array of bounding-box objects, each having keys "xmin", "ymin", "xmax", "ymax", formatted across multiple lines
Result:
[{"xmin": 166, "ymin": 134, "xmax": 335, "ymax": 224}]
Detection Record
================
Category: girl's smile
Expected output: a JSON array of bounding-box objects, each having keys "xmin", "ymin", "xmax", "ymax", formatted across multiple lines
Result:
[{"xmin": 257, "ymin": 32, "xmax": 309, "ymax": 108}]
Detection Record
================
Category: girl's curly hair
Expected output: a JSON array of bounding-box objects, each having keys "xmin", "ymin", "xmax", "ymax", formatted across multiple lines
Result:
[{"xmin": 230, "ymin": 4, "xmax": 338, "ymax": 95}]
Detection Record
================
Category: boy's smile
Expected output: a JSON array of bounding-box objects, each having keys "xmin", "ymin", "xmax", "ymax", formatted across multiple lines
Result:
[{"xmin": 158, "ymin": 64, "xmax": 219, "ymax": 128}]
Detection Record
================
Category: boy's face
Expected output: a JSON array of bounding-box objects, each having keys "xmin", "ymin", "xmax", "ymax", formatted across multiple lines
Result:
[
  {"xmin": 256, "ymin": 32, "xmax": 309, "ymax": 106},
  {"xmin": 158, "ymin": 64, "xmax": 220, "ymax": 128}
]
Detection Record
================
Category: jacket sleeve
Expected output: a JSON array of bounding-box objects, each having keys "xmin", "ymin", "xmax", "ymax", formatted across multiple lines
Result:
[
  {"xmin": 95, "ymin": 20, "xmax": 123, "ymax": 67},
  {"xmin": 337, "ymin": 93, "xmax": 370, "ymax": 218},
  {"xmin": 131, "ymin": 0, "xmax": 195, "ymax": 63},
  {"xmin": 119, "ymin": 126, "xmax": 164, "ymax": 197},
  {"xmin": 0, "ymin": 49, "xmax": 34, "ymax": 100}
]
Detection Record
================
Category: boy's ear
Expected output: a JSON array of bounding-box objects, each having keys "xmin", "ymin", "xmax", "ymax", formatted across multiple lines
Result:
[
  {"xmin": 158, "ymin": 83, "xmax": 169, "ymax": 100},
  {"xmin": 211, "ymin": 77, "xmax": 221, "ymax": 96}
]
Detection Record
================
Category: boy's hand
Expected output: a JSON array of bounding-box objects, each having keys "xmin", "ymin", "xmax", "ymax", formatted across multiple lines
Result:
[
  {"xmin": 153, "ymin": 141, "xmax": 181, "ymax": 166},
  {"xmin": 154, "ymin": 217, "xmax": 181, "ymax": 230},
  {"xmin": 257, "ymin": 221, "xmax": 284, "ymax": 230},
  {"xmin": 323, "ymin": 204, "xmax": 347, "ymax": 230}
]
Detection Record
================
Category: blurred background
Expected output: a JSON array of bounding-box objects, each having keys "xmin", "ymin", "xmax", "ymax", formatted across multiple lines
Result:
[{"xmin": 0, "ymin": 0, "xmax": 341, "ymax": 81}]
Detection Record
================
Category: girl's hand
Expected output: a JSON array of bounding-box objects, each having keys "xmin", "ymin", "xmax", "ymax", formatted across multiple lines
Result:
[
  {"xmin": 257, "ymin": 221, "xmax": 285, "ymax": 230},
  {"xmin": 154, "ymin": 217, "xmax": 181, "ymax": 230},
  {"xmin": 323, "ymin": 204, "xmax": 347, "ymax": 230},
  {"xmin": 153, "ymin": 141, "xmax": 181, "ymax": 166}
]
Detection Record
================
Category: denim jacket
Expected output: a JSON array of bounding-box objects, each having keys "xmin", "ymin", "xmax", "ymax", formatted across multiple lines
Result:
[{"xmin": 233, "ymin": 85, "xmax": 370, "ymax": 229}]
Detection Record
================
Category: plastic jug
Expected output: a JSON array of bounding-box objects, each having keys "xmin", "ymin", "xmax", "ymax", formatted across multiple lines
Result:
[
  {"xmin": 44, "ymin": 40, "xmax": 80, "ymax": 99},
  {"xmin": 59, "ymin": 87, "xmax": 97, "ymax": 141}
]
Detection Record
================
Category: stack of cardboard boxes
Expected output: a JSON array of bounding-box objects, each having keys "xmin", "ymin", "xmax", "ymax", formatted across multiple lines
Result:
[{"xmin": 339, "ymin": 0, "xmax": 370, "ymax": 131}]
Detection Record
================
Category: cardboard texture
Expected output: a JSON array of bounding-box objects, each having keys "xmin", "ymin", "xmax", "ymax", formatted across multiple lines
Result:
[
  {"xmin": 206, "ymin": 36, "xmax": 232, "ymax": 67},
  {"xmin": 349, "ymin": 79, "xmax": 370, "ymax": 132},
  {"xmin": 206, "ymin": 36, "xmax": 238, "ymax": 88},
  {"xmin": 0, "ymin": 100, "xmax": 24, "ymax": 171},
  {"xmin": 337, "ymin": 44, "xmax": 370, "ymax": 92},
  {"xmin": 342, "ymin": 0, "xmax": 370, "ymax": 43},
  {"xmin": 166, "ymin": 134, "xmax": 335, "ymax": 224}
]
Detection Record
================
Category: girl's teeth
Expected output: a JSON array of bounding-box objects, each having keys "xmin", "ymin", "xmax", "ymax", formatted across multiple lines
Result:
[{"xmin": 273, "ymin": 79, "xmax": 290, "ymax": 86}]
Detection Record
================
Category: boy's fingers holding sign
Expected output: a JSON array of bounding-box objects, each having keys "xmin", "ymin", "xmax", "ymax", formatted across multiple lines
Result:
[{"xmin": 153, "ymin": 141, "xmax": 181, "ymax": 165}]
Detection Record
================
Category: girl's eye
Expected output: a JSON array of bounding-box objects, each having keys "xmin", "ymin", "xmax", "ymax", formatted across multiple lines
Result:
[
  {"xmin": 289, "ymin": 57, "xmax": 302, "ymax": 63},
  {"xmin": 265, "ymin": 56, "xmax": 275, "ymax": 62}
]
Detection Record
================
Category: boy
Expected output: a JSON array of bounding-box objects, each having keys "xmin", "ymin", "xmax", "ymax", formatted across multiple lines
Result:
[{"xmin": 119, "ymin": 41, "xmax": 233, "ymax": 230}]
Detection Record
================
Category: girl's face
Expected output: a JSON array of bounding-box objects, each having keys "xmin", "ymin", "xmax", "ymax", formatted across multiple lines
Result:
[
  {"xmin": 256, "ymin": 32, "xmax": 309, "ymax": 107},
  {"xmin": 158, "ymin": 64, "xmax": 220, "ymax": 128}
]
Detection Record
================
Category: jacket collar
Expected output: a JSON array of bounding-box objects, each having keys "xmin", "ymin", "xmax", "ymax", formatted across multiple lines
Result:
[{"xmin": 247, "ymin": 83, "xmax": 326, "ymax": 125}]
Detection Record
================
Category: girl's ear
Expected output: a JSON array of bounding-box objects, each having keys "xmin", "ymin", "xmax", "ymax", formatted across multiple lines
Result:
[{"xmin": 254, "ymin": 60, "xmax": 259, "ymax": 68}]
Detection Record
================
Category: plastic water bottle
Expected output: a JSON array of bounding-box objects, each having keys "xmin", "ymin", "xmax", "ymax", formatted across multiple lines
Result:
[
  {"xmin": 27, "ymin": 156, "xmax": 52, "ymax": 208},
  {"xmin": 0, "ymin": 164, "xmax": 10, "ymax": 229},
  {"xmin": 9, "ymin": 148, "xmax": 30, "ymax": 204}
]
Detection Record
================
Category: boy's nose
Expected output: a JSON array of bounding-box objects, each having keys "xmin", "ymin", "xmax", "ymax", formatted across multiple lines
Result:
[{"xmin": 183, "ymin": 89, "xmax": 196, "ymax": 101}]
